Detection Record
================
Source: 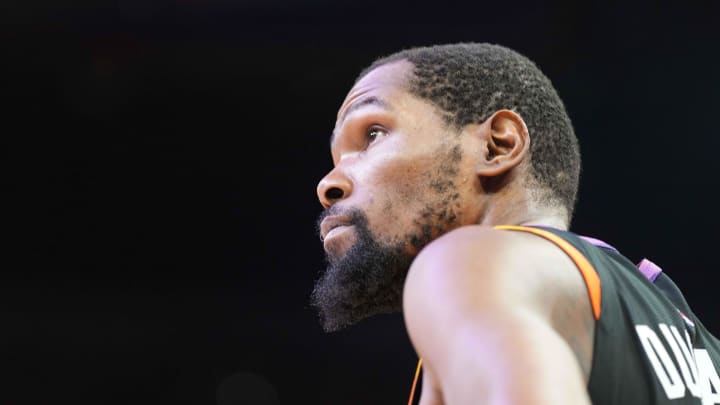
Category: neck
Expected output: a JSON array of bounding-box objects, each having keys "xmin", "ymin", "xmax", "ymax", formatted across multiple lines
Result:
[
  {"xmin": 517, "ymin": 216, "xmax": 568, "ymax": 230},
  {"xmin": 478, "ymin": 188, "xmax": 569, "ymax": 230}
]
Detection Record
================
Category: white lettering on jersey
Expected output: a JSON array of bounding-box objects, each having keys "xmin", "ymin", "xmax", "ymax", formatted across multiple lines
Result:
[
  {"xmin": 636, "ymin": 324, "xmax": 686, "ymax": 399},
  {"xmin": 635, "ymin": 323, "xmax": 720, "ymax": 403},
  {"xmin": 695, "ymin": 349, "xmax": 720, "ymax": 405},
  {"xmin": 660, "ymin": 324, "xmax": 700, "ymax": 397}
]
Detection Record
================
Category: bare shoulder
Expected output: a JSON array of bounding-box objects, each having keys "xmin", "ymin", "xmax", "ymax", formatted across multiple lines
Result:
[
  {"xmin": 404, "ymin": 224, "xmax": 587, "ymax": 303},
  {"xmin": 403, "ymin": 224, "xmax": 595, "ymax": 382}
]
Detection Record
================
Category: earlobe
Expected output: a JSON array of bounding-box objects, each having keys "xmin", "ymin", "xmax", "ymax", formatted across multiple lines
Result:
[{"xmin": 477, "ymin": 109, "xmax": 530, "ymax": 177}]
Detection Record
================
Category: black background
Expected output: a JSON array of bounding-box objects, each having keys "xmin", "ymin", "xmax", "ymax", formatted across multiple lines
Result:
[{"xmin": 3, "ymin": 1, "xmax": 720, "ymax": 404}]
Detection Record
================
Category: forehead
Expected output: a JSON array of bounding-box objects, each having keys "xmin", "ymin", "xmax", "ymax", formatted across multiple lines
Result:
[{"xmin": 335, "ymin": 61, "xmax": 414, "ymax": 127}]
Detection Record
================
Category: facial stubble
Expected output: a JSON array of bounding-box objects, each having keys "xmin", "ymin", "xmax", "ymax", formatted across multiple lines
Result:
[{"xmin": 311, "ymin": 144, "xmax": 464, "ymax": 332}]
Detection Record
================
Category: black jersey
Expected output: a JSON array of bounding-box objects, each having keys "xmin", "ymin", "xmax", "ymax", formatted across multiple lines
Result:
[{"xmin": 407, "ymin": 225, "xmax": 720, "ymax": 404}]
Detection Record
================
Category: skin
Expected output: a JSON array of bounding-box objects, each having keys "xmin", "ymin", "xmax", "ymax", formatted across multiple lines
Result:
[{"xmin": 314, "ymin": 60, "xmax": 595, "ymax": 404}]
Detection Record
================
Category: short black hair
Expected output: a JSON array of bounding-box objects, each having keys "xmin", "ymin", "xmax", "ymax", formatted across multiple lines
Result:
[{"xmin": 356, "ymin": 42, "xmax": 581, "ymax": 221}]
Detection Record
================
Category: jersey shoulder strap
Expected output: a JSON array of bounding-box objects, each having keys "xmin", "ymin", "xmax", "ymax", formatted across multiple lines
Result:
[{"xmin": 494, "ymin": 224, "xmax": 602, "ymax": 320}]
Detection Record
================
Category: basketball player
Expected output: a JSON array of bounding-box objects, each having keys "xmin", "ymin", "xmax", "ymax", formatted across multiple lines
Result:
[{"xmin": 310, "ymin": 42, "xmax": 720, "ymax": 404}]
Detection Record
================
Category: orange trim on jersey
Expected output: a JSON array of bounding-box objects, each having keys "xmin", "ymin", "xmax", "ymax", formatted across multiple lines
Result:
[
  {"xmin": 495, "ymin": 225, "xmax": 602, "ymax": 320},
  {"xmin": 407, "ymin": 358, "xmax": 422, "ymax": 405}
]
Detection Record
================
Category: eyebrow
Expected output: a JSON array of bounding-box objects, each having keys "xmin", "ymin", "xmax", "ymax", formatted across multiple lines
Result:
[{"xmin": 330, "ymin": 96, "xmax": 391, "ymax": 145}]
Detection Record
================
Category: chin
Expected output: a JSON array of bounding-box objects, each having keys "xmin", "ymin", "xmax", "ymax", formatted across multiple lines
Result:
[
  {"xmin": 312, "ymin": 206, "xmax": 415, "ymax": 332},
  {"xmin": 312, "ymin": 234, "xmax": 412, "ymax": 332}
]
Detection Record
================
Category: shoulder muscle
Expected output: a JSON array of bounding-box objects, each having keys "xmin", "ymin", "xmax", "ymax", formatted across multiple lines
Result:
[{"xmin": 402, "ymin": 225, "xmax": 594, "ymax": 403}]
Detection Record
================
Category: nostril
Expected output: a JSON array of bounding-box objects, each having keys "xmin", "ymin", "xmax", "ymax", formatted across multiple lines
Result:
[{"xmin": 325, "ymin": 187, "xmax": 344, "ymax": 200}]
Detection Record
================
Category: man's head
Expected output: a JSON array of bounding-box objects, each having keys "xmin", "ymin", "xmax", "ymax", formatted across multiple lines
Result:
[{"xmin": 311, "ymin": 42, "xmax": 580, "ymax": 332}]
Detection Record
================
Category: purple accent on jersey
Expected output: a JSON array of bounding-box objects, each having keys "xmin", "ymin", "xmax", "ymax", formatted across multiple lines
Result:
[
  {"xmin": 637, "ymin": 258, "xmax": 662, "ymax": 282},
  {"xmin": 533, "ymin": 227, "xmax": 663, "ymax": 282},
  {"xmin": 579, "ymin": 235, "xmax": 618, "ymax": 252},
  {"xmin": 579, "ymin": 233, "xmax": 663, "ymax": 283}
]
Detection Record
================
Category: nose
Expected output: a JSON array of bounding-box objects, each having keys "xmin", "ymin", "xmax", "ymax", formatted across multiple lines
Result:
[{"xmin": 316, "ymin": 167, "xmax": 352, "ymax": 209}]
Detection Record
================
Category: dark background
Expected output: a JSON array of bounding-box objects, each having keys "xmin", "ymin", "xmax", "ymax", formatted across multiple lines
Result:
[{"xmin": 2, "ymin": 0, "xmax": 720, "ymax": 404}]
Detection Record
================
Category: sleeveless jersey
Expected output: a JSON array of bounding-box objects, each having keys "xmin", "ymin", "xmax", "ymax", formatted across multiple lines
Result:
[{"xmin": 407, "ymin": 225, "xmax": 720, "ymax": 404}]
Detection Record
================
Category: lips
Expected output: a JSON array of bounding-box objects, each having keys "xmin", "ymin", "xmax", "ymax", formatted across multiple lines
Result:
[{"xmin": 320, "ymin": 215, "xmax": 352, "ymax": 241}]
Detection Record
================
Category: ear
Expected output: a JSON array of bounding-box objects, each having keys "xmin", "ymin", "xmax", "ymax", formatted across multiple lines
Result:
[{"xmin": 476, "ymin": 109, "xmax": 530, "ymax": 177}]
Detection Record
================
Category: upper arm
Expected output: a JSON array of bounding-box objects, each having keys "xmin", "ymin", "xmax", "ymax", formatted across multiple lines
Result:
[{"xmin": 402, "ymin": 226, "xmax": 593, "ymax": 405}]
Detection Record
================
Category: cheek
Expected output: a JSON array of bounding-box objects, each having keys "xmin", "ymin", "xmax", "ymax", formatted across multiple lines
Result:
[
  {"xmin": 354, "ymin": 141, "xmax": 466, "ymax": 242},
  {"xmin": 371, "ymin": 159, "xmax": 429, "ymax": 209},
  {"xmin": 349, "ymin": 161, "xmax": 409, "ymax": 216},
  {"xmin": 365, "ymin": 161, "xmax": 445, "ymax": 233}
]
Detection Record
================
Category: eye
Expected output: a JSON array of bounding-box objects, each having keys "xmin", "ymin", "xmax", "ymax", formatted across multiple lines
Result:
[{"xmin": 366, "ymin": 125, "xmax": 388, "ymax": 144}]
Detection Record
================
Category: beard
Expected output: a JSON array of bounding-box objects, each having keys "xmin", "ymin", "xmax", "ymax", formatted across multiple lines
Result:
[
  {"xmin": 310, "ymin": 207, "xmax": 415, "ymax": 333},
  {"xmin": 310, "ymin": 143, "xmax": 464, "ymax": 332}
]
